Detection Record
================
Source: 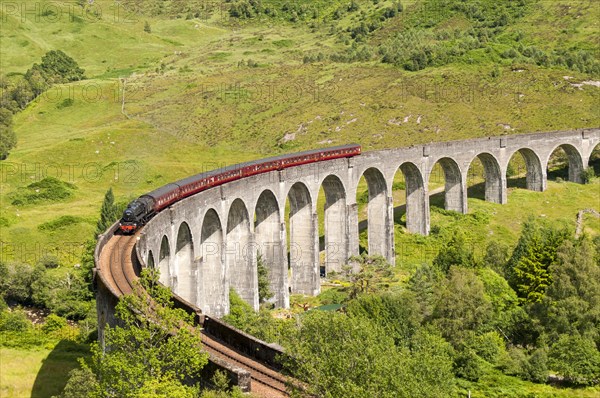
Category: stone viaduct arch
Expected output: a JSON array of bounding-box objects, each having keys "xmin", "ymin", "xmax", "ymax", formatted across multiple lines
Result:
[
  {"xmin": 359, "ymin": 167, "xmax": 389, "ymax": 258},
  {"xmin": 545, "ymin": 144, "xmax": 585, "ymax": 183},
  {"xmin": 398, "ymin": 162, "xmax": 428, "ymax": 235},
  {"xmin": 158, "ymin": 236, "xmax": 170, "ymax": 287},
  {"xmin": 254, "ymin": 189, "xmax": 287, "ymax": 308},
  {"xmin": 227, "ymin": 199, "xmax": 257, "ymax": 310},
  {"xmin": 427, "ymin": 157, "xmax": 465, "ymax": 214},
  {"xmin": 505, "ymin": 148, "xmax": 544, "ymax": 191},
  {"xmin": 134, "ymin": 128, "xmax": 599, "ymax": 317},
  {"xmin": 287, "ymin": 182, "xmax": 318, "ymax": 296},
  {"xmin": 200, "ymin": 209, "xmax": 227, "ymax": 316},
  {"xmin": 320, "ymin": 175, "xmax": 348, "ymax": 274}
]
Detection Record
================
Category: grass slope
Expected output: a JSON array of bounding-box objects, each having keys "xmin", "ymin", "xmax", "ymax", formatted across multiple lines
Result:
[{"xmin": 0, "ymin": 0, "xmax": 598, "ymax": 265}]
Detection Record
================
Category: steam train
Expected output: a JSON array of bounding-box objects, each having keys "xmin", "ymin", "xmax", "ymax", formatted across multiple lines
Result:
[{"xmin": 119, "ymin": 144, "xmax": 361, "ymax": 234}]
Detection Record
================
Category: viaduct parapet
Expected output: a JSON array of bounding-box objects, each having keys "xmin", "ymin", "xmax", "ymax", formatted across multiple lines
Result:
[{"xmin": 132, "ymin": 128, "xmax": 599, "ymax": 317}]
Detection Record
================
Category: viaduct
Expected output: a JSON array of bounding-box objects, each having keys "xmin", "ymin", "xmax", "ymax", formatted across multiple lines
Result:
[{"xmin": 116, "ymin": 128, "xmax": 600, "ymax": 318}]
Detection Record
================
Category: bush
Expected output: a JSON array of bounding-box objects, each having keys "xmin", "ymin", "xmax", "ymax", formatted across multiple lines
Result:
[
  {"xmin": 9, "ymin": 177, "xmax": 77, "ymax": 205},
  {"xmin": 581, "ymin": 167, "xmax": 596, "ymax": 184},
  {"xmin": 549, "ymin": 334, "xmax": 600, "ymax": 385},
  {"xmin": 38, "ymin": 215, "xmax": 82, "ymax": 232},
  {"xmin": 526, "ymin": 348, "xmax": 548, "ymax": 383},
  {"xmin": 42, "ymin": 313, "xmax": 68, "ymax": 333},
  {"xmin": 54, "ymin": 365, "xmax": 101, "ymax": 398},
  {"xmin": 38, "ymin": 254, "xmax": 60, "ymax": 269},
  {"xmin": 453, "ymin": 347, "xmax": 484, "ymax": 381},
  {"xmin": 499, "ymin": 346, "xmax": 528, "ymax": 376},
  {"xmin": 0, "ymin": 124, "xmax": 16, "ymax": 160},
  {"xmin": 1, "ymin": 262, "xmax": 37, "ymax": 303},
  {"xmin": 0, "ymin": 309, "xmax": 31, "ymax": 332},
  {"xmin": 465, "ymin": 331, "xmax": 505, "ymax": 365}
]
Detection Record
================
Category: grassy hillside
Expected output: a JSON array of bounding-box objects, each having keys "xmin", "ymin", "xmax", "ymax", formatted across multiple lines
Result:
[{"xmin": 1, "ymin": 0, "xmax": 598, "ymax": 263}]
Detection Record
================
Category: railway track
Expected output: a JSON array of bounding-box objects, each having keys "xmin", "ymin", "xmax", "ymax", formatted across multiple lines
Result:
[
  {"xmin": 201, "ymin": 332, "xmax": 289, "ymax": 397},
  {"xmin": 97, "ymin": 232, "xmax": 290, "ymax": 397}
]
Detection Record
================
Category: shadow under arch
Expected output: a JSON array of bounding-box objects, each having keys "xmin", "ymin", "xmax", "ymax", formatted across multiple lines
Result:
[
  {"xmin": 546, "ymin": 143, "xmax": 584, "ymax": 183},
  {"xmin": 589, "ymin": 143, "xmax": 600, "ymax": 175},
  {"xmin": 147, "ymin": 250, "xmax": 155, "ymax": 269},
  {"xmin": 158, "ymin": 236, "xmax": 170, "ymax": 287},
  {"xmin": 254, "ymin": 189, "xmax": 286, "ymax": 307},
  {"xmin": 227, "ymin": 198, "xmax": 256, "ymax": 309},
  {"xmin": 467, "ymin": 152, "xmax": 504, "ymax": 203},
  {"xmin": 506, "ymin": 148, "xmax": 545, "ymax": 192},
  {"xmin": 395, "ymin": 162, "xmax": 428, "ymax": 235},
  {"xmin": 286, "ymin": 182, "xmax": 317, "ymax": 295},
  {"xmin": 320, "ymin": 175, "xmax": 347, "ymax": 274}
]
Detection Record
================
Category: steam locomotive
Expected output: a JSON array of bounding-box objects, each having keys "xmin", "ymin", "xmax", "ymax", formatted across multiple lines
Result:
[{"xmin": 118, "ymin": 144, "xmax": 361, "ymax": 234}]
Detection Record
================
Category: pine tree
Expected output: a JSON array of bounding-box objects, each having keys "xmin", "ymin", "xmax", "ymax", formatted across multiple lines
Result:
[
  {"xmin": 257, "ymin": 253, "xmax": 273, "ymax": 303},
  {"xmin": 508, "ymin": 218, "xmax": 569, "ymax": 303},
  {"xmin": 96, "ymin": 187, "xmax": 119, "ymax": 236}
]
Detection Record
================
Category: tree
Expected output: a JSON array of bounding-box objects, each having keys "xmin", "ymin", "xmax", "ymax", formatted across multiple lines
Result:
[
  {"xmin": 433, "ymin": 232, "xmax": 477, "ymax": 273},
  {"xmin": 256, "ymin": 253, "xmax": 273, "ymax": 303},
  {"xmin": 223, "ymin": 289, "xmax": 292, "ymax": 344},
  {"xmin": 87, "ymin": 269, "xmax": 209, "ymax": 397},
  {"xmin": 539, "ymin": 238, "xmax": 600, "ymax": 342},
  {"xmin": 549, "ymin": 334, "xmax": 600, "ymax": 385},
  {"xmin": 346, "ymin": 254, "xmax": 396, "ymax": 299},
  {"xmin": 508, "ymin": 219, "xmax": 569, "ymax": 303},
  {"xmin": 284, "ymin": 310, "xmax": 455, "ymax": 397},
  {"xmin": 24, "ymin": 64, "xmax": 50, "ymax": 95},
  {"xmin": 10, "ymin": 81, "xmax": 35, "ymax": 109},
  {"xmin": 431, "ymin": 267, "xmax": 493, "ymax": 345},
  {"xmin": 38, "ymin": 50, "xmax": 85, "ymax": 83},
  {"xmin": 408, "ymin": 262, "xmax": 443, "ymax": 319},
  {"xmin": 483, "ymin": 241, "xmax": 509, "ymax": 276},
  {"xmin": 476, "ymin": 268, "xmax": 522, "ymax": 339},
  {"xmin": 54, "ymin": 365, "xmax": 101, "ymax": 398},
  {"xmin": 0, "ymin": 107, "xmax": 12, "ymax": 127},
  {"xmin": 0, "ymin": 123, "xmax": 16, "ymax": 160},
  {"xmin": 96, "ymin": 187, "xmax": 120, "ymax": 236},
  {"xmin": 346, "ymin": 291, "xmax": 422, "ymax": 345}
]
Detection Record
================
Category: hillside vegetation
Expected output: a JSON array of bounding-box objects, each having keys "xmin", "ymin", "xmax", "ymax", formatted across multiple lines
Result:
[{"xmin": 1, "ymin": 0, "xmax": 598, "ymax": 263}]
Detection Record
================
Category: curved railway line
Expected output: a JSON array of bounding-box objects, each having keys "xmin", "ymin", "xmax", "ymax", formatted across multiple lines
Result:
[{"xmin": 97, "ymin": 232, "xmax": 291, "ymax": 397}]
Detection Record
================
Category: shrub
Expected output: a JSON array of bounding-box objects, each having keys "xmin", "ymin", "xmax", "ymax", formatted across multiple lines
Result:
[
  {"xmin": 56, "ymin": 98, "xmax": 74, "ymax": 109},
  {"xmin": 549, "ymin": 334, "xmax": 600, "ymax": 385},
  {"xmin": 54, "ymin": 366, "xmax": 101, "ymax": 398},
  {"xmin": 453, "ymin": 347, "xmax": 484, "ymax": 381},
  {"xmin": 465, "ymin": 331, "xmax": 506, "ymax": 365},
  {"xmin": 526, "ymin": 348, "xmax": 548, "ymax": 383},
  {"xmin": 38, "ymin": 254, "xmax": 60, "ymax": 269},
  {"xmin": 38, "ymin": 215, "xmax": 82, "ymax": 232},
  {"xmin": 9, "ymin": 177, "xmax": 77, "ymax": 205},
  {"xmin": 42, "ymin": 313, "xmax": 68, "ymax": 334},
  {"xmin": 0, "ymin": 123, "xmax": 16, "ymax": 160},
  {"xmin": 581, "ymin": 167, "xmax": 596, "ymax": 184},
  {"xmin": 0, "ymin": 309, "xmax": 31, "ymax": 332}
]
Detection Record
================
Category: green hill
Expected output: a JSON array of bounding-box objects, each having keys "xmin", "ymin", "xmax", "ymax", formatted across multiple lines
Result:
[{"xmin": 0, "ymin": 0, "xmax": 598, "ymax": 258}]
